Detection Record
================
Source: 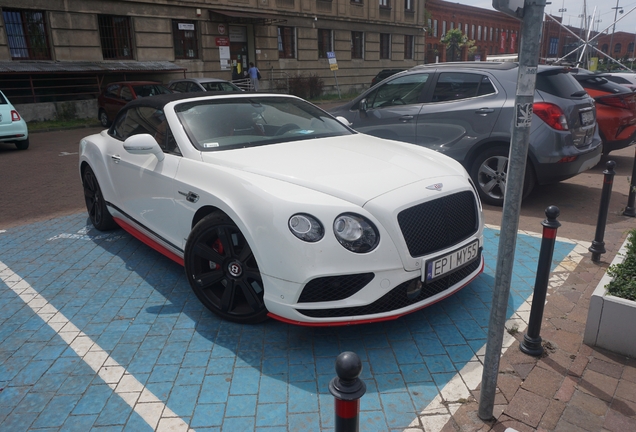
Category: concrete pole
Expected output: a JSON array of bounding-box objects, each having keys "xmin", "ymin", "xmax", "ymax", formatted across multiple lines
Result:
[{"xmin": 478, "ymin": 0, "xmax": 547, "ymax": 421}]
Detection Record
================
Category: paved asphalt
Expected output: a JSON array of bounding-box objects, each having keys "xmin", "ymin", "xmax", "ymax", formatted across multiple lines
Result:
[{"xmin": 1, "ymin": 128, "xmax": 635, "ymax": 431}]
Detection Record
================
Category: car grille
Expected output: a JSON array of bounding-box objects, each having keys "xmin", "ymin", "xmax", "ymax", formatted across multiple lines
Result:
[
  {"xmin": 298, "ymin": 273, "xmax": 375, "ymax": 303},
  {"xmin": 398, "ymin": 191, "xmax": 478, "ymax": 257},
  {"xmin": 296, "ymin": 250, "xmax": 481, "ymax": 318}
]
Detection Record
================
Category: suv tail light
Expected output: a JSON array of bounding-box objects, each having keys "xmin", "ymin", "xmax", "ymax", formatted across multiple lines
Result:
[
  {"xmin": 533, "ymin": 103, "xmax": 569, "ymax": 131},
  {"xmin": 11, "ymin": 110, "xmax": 21, "ymax": 122}
]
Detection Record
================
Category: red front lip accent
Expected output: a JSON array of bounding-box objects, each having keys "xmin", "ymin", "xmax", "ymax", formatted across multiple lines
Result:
[{"xmin": 268, "ymin": 256, "xmax": 485, "ymax": 327}]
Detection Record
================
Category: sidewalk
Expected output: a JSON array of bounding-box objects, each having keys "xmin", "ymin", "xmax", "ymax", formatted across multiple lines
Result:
[{"xmin": 436, "ymin": 216, "xmax": 636, "ymax": 431}]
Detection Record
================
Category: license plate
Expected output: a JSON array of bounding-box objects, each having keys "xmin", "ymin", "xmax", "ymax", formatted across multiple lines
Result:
[
  {"xmin": 424, "ymin": 240, "xmax": 479, "ymax": 282},
  {"xmin": 580, "ymin": 110, "xmax": 594, "ymax": 126}
]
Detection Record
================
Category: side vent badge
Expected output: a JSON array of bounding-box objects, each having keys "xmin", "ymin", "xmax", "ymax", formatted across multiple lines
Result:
[{"xmin": 426, "ymin": 183, "xmax": 443, "ymax": 191}]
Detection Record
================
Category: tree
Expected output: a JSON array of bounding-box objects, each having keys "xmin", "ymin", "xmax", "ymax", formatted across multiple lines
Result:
[{"xmin": 441, "ymin": 28, "xmax": 476, "ymax": 62}]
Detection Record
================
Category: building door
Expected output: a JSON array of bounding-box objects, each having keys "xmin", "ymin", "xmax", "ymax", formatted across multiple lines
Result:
[{"xmin": 229, "ymin": 26, "xmax": 249, "ymax": 79}]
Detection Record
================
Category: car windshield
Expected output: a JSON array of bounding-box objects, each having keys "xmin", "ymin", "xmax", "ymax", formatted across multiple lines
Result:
[
  {"xmin": 132, "ymin": 84, "xmax": 172, "ymax": 97},
  {"xmin": 175, "ymin": 97, "xmax": 353, "ymax": 151},
  {"xmin": 201, "ymin": 81, "xmax": 241, "ymax": 92}
]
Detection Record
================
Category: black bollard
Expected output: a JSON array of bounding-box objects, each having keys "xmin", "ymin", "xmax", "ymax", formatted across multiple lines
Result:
[
  {"xmin": 589, "ymin": 161, "xmax": 616, "ymax": 262},
  {"xmin": 623, "ymin": 148, "xmax": 636, "ymax": 217},
  {"xmin": 329, "ymin": 351, "xmax": 366, "ymax": 432},
  {"xmin": 519, "ymin": 205, "xmax": 561, "ymax": 357}
]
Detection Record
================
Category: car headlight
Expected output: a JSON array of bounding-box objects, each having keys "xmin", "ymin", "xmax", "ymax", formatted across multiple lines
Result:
[
  {"xmin": 333, "ymin": 213, "xmax": 379, "ymax": 253},
  {"xmin": 289, "ymin": 213, "xmax": 324, "ymax": 242}
]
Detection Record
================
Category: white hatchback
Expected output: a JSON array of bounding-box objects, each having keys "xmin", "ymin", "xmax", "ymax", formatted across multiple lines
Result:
[{"xmin": 0, "ymin": 90, "xmax": 29, "ymax": 150}]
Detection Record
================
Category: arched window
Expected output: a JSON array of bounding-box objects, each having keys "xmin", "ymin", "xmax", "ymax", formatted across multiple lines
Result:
[
  {"xmin": 602, "ymin": 44, "xmax": 608, "ymax": 53},
  {"xmin": 614, "ymin": 43, "xmax": 622, "ymax": 53}
]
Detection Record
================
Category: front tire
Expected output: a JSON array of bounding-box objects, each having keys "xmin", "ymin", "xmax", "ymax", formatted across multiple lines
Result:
[
  {"xmin": 82, "ymin": 165, "xmax": 117, "ymax": 230},
  {"xmin": 184, "ymin": 213, "xmax": 268, "ymax": 324},
  {"xmin": 470, "ymin": 146, "xmax": 535, "ymax": 206}
]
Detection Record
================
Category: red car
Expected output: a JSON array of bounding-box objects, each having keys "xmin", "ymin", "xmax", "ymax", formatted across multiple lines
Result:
[
  {"xmin": 572, "ymin": 70, "xmax": 636, "ymax": 154},
  {"xmin": 97, "ymin": 81, "xmax": 172, "ymax": 127}
]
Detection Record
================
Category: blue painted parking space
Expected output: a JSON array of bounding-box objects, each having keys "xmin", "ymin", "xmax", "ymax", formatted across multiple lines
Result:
[{"xmin": 0, "ymin": 214, "xmax": 576, "ymax": 431}]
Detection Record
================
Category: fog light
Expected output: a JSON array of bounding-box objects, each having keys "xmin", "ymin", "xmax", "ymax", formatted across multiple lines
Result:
[{"xmin": 405, "ymin": 279, "xmax": 423, "ymax": 300}]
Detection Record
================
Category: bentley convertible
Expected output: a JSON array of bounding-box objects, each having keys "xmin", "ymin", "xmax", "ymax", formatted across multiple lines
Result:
[{"xmin": 79, "ymin": 92, "xmax": 484, "ymax": 325}]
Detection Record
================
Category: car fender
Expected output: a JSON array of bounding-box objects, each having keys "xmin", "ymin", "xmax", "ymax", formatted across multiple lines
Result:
[
  {"xmin": 174, "ymin": 157, "xmax": 405, "ymax": 285},
  {"xmin": 78, "ymin": 131, "xmax": 119, "ymax": 206}
]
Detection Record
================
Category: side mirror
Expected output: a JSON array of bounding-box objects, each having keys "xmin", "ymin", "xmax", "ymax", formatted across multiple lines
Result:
[
  {"xmin": 123, "ymin": 134, "xmax": 165, "ymax": 162},
  {"xmin": 336, "ymin": 116, "xmax": 352, "ymax": 127},
  {"xmin": 359, "ymin": 98, "xmax": 368, "ymax": 112}
]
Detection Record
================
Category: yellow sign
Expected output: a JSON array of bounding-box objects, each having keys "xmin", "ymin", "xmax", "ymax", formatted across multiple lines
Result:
[
  {"xmin": 330, "ymin": 64, "xmax": 338, "ymax": 71},
  {"xmin": 589, "ymin": 57, "xmax": 598, "ymax": 71}
]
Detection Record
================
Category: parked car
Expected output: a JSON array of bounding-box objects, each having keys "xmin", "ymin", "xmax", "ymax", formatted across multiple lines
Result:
[
  {"xmin": 0, "ymin": 90, "xmax": 29, "ymax": 150},
  {"xmin": 371, "ymin": 69, "xmax": 406, "ymax": 87},
  {"xmin": 604, "ymin": 71, "xmax": 636, "ymax": 92},
  {"xmin": 168, "ymin": 78, "xmax": 242, "ymax": 93},
  {"xmin": 572, "ymin": 69, "xmax": 636, "ymax": 154},
  {"xmin": 79, "ymin": 92, "xmax": 484, "ymax": 325},
  {"xmin": 97, "ymin": 81, "xmax": 172, "ymax": 127},
  {"xmin": 330, "ymin": 62, "xmax": 603, "ymax": 206}
]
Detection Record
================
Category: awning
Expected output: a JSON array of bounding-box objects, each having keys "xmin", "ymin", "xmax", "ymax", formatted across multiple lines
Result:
[
  {"xmin": 0, "ymin": 61, "xmax": 186, "ymax": 74},
  {"xmin": 208, "ymin": 9, "xmax": 287, "ymax": 25}
]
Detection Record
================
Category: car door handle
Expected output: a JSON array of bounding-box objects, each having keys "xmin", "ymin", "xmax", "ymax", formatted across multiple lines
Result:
[
  {"xmin": 475, "ymin": 108, "xmax": 494, "ymax": 115},
  {"xmin": 399, "ymin": 115, "xmax": 414, "ymax": 122},
  {"xmin": 111, "ymin": 155, "xmax": 121, "ymax": 163},
  {"xmin": 179, "ymin": 191, "xmax": 199, "ymax": 203}
]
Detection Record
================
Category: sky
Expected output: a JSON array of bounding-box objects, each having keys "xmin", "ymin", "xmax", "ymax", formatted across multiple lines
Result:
[{"xmin": 455, "ymin": 0, "xmax": 636, "ymax": 33}]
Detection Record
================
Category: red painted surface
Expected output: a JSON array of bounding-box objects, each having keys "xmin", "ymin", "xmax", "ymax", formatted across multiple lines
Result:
[{"xmin": 114, "ymin": 217, "xmax": 184, "ymax": 266}]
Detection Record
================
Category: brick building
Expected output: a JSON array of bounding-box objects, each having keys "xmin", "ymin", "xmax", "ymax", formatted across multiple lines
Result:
[
  {"xmin": 423, "ymin": 0, "xmax": 521, "ymax": 63},
  {"xmin": 0, "ymin": 0, "xmax": 428, "ymax": 105}
]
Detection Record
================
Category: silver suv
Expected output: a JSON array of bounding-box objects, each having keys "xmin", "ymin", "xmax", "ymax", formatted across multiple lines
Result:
[{"xmin": 330, "ymin": 62, "xmax": 602, "ymax": 206}]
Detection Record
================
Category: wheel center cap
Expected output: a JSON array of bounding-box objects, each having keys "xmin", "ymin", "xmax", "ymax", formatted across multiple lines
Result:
[{"xmin": 228, "ymin": 261, "xmax": 242, "ymax": 277}]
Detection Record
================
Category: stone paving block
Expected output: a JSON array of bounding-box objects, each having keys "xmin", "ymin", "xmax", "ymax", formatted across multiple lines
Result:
[
  {"xmin": 539, "ymin": 399, "xmax": 566, "ymax": 431},
  {"xmin": 579, "ymin": 369, "xmax": 619, "ymax": 403},
  {"xmin": 503, "ymin": 388, "xmax": 551, "ymax": 428},
  {"xmin": 603, "ymin": 409, "xmax": 636, "ymax": 432},
  {"xmin": 520, "ymin": 365, "xmax": 563, "ymax": 399},
  {"xmin": 560, "ymin": 404, "xmax": 606, "ymax": 431}
]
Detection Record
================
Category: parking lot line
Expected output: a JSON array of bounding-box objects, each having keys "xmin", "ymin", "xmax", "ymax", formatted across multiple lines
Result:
[{"xmin": 0, "ymin": 260, "xmax": 189, "ymax": 432}]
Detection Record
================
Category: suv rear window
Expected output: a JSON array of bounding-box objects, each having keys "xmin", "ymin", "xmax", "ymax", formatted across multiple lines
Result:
[{"xmin": 536, "ymin": 70, "xmax": 586, "ymax": 99}]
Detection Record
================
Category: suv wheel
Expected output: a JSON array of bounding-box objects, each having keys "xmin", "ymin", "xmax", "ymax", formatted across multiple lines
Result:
[{"xmin": 470, "ymin": 146, "xmax": 536, "ymax": 206}]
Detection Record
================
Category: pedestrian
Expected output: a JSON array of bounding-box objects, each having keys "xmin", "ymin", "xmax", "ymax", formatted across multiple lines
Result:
[{"xmin": 247, "ymin": 62, "xmax": 260, "ymax": 91}]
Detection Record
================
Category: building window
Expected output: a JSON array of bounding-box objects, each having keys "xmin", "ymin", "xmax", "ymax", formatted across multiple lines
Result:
[
  {"xmin": 351, "ymin": 0, "xmax": 363, "ymax": 3},
  {"xmin": 351, "ymin": 31, "xmax": 364, "ymax": 59},
  {"xmin": 404, "ymin": 0, "xmax": 413, "ymax": 11},
  {"xmin": 490, "ymin": 27, "xmax": 493, "ymax": 41},
  {"xmin": 427, "ymin": 18, "xmax": 432, "ymax": 34},
  {"xmin": 98, "ymin": 15, "xmax": 133, "ymax": 60},
  {"xmin": 442, "ymin": 21, "xmax": 446, "ymax": 37},
  {"xmin": 471, "ymin": 25, "xmax": 475, "ymax": 40},
  {"xmin": 433, "ymin": 20, "xmax": 438, "ymax": 38},
  {"xmin": 2, "ymin": 8, "xmax": 51, "ymax": 60},
  {"xmin": 477, "ymin": 26, "xmax": 482, "ymax": 41},
  {"xmin": 465, "ymin": 24, "xmax": 469, "ymax": 35},
  {"xmin": 380, "ymin": 33, "xmax": 391, "ymax": 59},
  {"xmin": 172, "ymin": 20, "xmax": 198, "ymax": 59},
  {"xmin": 278, "ymin": 26, "xmax": 296, "ymax": 58},
  {"xmin": 614, "ymin": 43, "xmax": 622, "ymax": 53},
  {"xmin": 404, "ymin": 34, "xmax": 413, "ymax": 59},
  {"xmin": 380, "ymin": 0, "xmax": 390, "ymax": 8},
  {"xmin": 450, "ymin": 22, "xmax": 454, "ymax": 30},
  {"xmin": 318, "ymin": 29, "xmax": 333, "ymax": 58},
  {"xmin": 629, "ymin": 42, "xmax": 634, "ymax": 53}
]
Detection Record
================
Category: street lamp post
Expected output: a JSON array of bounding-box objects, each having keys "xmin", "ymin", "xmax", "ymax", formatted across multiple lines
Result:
[
  {"xmin": 557, "ymin": 1, "xmax": 567, "ymax": 57},
  {"xmin": 609, "ymin": 0, "xmax": 624, "ymax": 69}
]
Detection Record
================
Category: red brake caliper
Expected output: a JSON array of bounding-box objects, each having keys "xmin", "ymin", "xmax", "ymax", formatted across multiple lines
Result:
[{"xmin": 210, "ymin": 238, "xmax": 224, "ymax": 270}]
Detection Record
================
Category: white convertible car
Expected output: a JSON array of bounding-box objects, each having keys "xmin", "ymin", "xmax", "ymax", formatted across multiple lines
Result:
[{"xmin": 79, "ymin": 92, "xmax": 484, "ymax": 325}]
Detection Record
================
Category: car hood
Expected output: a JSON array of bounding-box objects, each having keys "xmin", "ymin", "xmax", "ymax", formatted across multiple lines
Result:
[{"xmin": 199, "ymin": 134, "xmax": 466, "ymax": 206}]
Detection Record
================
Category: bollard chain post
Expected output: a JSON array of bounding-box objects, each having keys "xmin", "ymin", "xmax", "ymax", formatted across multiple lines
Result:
[
  {"xmin": 589, "ymin": 161, "xmax": 616, "ymax": 262},
  {"xmin": 329, "ymin": 351, "xmax": 366, "ymax": 432},
  {"xmin": 519, "ymin": 206, "xmax": 561, "ymax": 356}
]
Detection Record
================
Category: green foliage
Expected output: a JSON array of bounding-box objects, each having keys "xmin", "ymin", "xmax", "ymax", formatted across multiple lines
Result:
[
  {"xmin": 288, "ymin": 73, "xmax": 324, "ymax": 99},
  {"xmin": 606, "ymin": 229, "xmax": 636, "ymax": 301},
  {"xmin": 440, "ymin": 28, "xmax": 476, "ymax": 61}
]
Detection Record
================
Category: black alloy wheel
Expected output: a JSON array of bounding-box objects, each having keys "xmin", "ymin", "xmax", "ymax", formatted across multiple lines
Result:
[
  {"xmin": 82, "ymin": 165, "xmax": 117, "ymax": 231},
  {"xmin": 184, "ymin": 213, "xmax": 268, "ymax": 324}
]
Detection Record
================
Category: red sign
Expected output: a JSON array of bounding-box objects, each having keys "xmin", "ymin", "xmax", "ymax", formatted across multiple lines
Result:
[
  {"xmin": 510, "ymin": 33, "xmax": 517, "ymax": 50},
  {"xmin": 215, "ymin": 37, "xmax": 230, "ymax": 47},
  {"xmin": 500, "ymin": 32, "xmax": 506, "ymax": 52}
]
